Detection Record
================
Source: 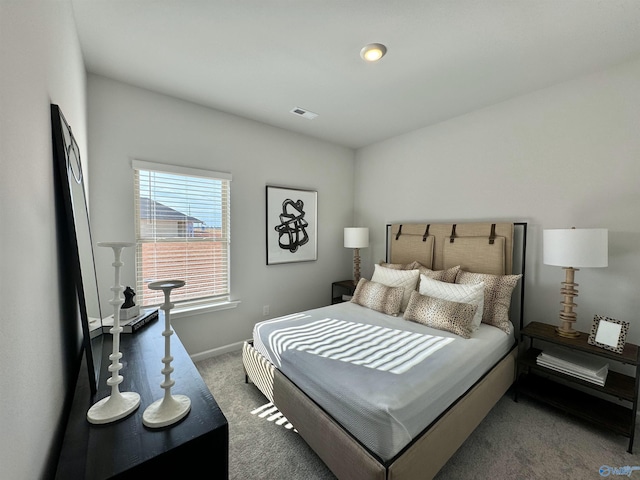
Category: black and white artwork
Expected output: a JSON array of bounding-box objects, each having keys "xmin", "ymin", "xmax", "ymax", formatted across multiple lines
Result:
[{"xmin": 266, "ymin": 186, "xmax": 317, "ymax": 265}]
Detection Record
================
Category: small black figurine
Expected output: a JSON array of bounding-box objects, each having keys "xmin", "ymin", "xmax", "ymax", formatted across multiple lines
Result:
[{"xmin": 122, "ymin": 286, "xmax": 136, "ymax": 309}]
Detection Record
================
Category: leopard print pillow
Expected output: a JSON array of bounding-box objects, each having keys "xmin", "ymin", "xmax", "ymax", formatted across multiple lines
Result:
[
  {"xmin": 403, "ymin": 291, "xmax": 477, "ymax": 338},
  {"xmin": 371, "ymin": 264, "xmax": 420, "ymax": 312},
  {"xmin": 455, "ymin": 271, "xmax": 522, "ymax": 335},
  {"xmin": 350, "ymin": 278, "xmax": 404, "ymax": 316},
  {"xmin": 379, "ymin": 261, "xmax": 459, "ymax": 283},
  {"xmin": 408, "ymin": 261, "xmax": 460, "ymax": 283}
]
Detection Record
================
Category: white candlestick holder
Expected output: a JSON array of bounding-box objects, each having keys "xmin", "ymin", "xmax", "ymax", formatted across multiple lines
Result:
[
  {"xmin": 142, "ymin": 279, "xmax": 191, "ymax": 428},
  {"xmin": 87, "ymin": 242, "xmax": 140, "ymax": 424}
]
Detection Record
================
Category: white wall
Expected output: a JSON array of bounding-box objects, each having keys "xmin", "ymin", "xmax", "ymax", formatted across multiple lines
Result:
[
  {"xmin": 0, "ymin": 1, "xmax": 87, "ymax": 478},
  {"xmin": 355, "ymin": 57, "xmax": 640, "ymax": 345},
  {"xmin": 87, "ymin": 75, "xmax": 355, "ymax": 356}
]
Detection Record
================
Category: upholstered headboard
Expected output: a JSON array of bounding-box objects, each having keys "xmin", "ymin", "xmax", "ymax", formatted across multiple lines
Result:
[
  {"xmin": 388, "ymin": 222, "xmax": 514, "ymax": 275},
  {"xmin": 386, "ymin": 221, "xmax": 526, "ymax": 332}
]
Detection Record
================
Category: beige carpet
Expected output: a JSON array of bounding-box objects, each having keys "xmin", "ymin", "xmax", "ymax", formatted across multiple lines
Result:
[{"xmin": 197, "ymin": 350, "xmax": 640, "ymax": 479}]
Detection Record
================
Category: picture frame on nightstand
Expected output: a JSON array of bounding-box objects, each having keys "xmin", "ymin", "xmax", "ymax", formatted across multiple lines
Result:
[{"xmin": 587, "ymin": 314, "xmax": 629, "ymax": 354}]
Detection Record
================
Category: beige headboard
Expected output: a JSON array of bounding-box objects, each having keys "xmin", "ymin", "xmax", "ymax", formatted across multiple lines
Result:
[{"xmin": 388, "ymin": 222, "xmax": 515, "ymax": 275}]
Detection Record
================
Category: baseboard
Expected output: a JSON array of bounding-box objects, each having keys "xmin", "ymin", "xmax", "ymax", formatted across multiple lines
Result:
[{"xmin": 190, "ymin": 340, "xmax": 248, "ymax": 363}]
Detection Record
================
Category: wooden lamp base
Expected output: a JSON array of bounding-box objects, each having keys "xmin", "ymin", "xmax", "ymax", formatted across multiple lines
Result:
[
  {"xmin": 352, "ymin": 248, "xmax": 361, "ymax": 286},
  {"xmin": 555, "ymin": 267, "xmax": 581, "ymax": 338}
]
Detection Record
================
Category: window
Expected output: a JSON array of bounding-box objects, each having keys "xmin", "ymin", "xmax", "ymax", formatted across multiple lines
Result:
[{"xmin": 133, "ymin": 160, "xmax": 231, "ymax": 308}]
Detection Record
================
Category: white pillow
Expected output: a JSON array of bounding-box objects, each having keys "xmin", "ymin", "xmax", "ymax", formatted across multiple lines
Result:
[
  {"xmin": 418, "ymin": 274, "xmax": 484, "ymax": 331},
  {"xmin": 371, "ymin": 264, "xmax": 420, "ymax": 312}
]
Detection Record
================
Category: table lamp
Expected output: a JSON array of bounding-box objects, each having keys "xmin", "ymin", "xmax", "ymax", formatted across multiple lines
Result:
[
  {"xmin": 543, "ymin": 227, "xmax": 608, "ymax": 338},
  {"xmin": 344, "ymin": 227, "xmax": 369, "ymax": 285}
]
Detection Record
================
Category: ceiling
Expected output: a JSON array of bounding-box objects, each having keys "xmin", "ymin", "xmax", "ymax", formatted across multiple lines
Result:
[{"xmin": 71, "ymin": 1, "xmax": 640, "ymax": 150}]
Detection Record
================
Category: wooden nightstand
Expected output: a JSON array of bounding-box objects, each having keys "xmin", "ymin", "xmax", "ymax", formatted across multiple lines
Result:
[
  {"xmin": 517, "ymin": 321, "xmax": 640, "ymax": 453},
  {"xmin": 331, "ymin": 280, "xmax": 356, "ymax": 304}
]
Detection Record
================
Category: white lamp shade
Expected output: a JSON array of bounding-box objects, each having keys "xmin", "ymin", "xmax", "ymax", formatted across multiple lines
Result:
[
  {"xmin": 344, "ymin": 227, "xmax": 369, "ymax": 249},
  {"xmin": 543, "ymin": 228, "xmax": 608, "ymax": 268}
]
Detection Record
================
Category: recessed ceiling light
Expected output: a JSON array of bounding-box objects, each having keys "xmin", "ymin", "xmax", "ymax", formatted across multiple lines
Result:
[{"xmin": 360, "ymin": 43, "xmax": 387, "ymax": 62}]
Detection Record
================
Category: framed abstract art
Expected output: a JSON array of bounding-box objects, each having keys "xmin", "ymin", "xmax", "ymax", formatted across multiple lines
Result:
[{"xmin": 266, "ymin": 185, "xmax": 317, "ymax": 265}]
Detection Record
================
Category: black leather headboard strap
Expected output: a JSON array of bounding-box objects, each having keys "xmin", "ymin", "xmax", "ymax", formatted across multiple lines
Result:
[
  {"xmin": 395, "ymin": 224, "xmax": 403, "ymax": 241},
  {"xmin": 489, "ymin": 223, "xmax": 497, "ymax": 245},
  {"xmin": 422, "ymin": 224, "xmax": 430, "ymax": 242}
]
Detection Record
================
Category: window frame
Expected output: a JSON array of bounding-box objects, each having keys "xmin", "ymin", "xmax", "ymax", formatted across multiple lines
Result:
[{"xmin": 132, "ymin": 159, "xmax": 235, "ymax": 313}]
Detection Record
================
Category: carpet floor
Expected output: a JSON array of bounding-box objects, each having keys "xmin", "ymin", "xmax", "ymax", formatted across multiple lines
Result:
[{"xmin": 196, "ymin": 350, "xmax": 640, "ymax": 479}]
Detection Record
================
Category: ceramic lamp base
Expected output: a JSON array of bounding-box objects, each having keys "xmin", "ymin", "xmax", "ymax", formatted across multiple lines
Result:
[
  {"xmin": 87, "ymin": 391, "xmax": 141, "ymax": 424},
  {"xmin": 142, "ymin": 394, "xmax": 191, "ymax": 428}
]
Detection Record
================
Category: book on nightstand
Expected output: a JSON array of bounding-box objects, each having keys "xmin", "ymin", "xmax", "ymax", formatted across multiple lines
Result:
[
  {"xmin": 536, "ymin": 347, "xmax": 609, "ymax": 386},
  {"xmin": 102, "ymin": 308, "xmax": 159, "ymax": 334}
]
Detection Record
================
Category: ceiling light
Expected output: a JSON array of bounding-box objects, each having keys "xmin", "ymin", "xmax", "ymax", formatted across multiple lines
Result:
[{"xmin": 360, "ymin": 43, "xmax": 387, "ymax": 62}]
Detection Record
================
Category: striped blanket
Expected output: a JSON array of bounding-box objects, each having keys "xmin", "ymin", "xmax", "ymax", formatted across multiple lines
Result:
[{"xmin": 261, "ymin": 316, "xmax": 454, "ymax": 375}]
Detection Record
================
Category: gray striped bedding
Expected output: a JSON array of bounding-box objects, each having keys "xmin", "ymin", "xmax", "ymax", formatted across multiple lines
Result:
[
  {"xmin": 263, "ymin": 317, "xmax": 454, "ymax": 374},
  {"xmin": 253, "ymin": 301, "xmax": 514, "ymax": 461}
]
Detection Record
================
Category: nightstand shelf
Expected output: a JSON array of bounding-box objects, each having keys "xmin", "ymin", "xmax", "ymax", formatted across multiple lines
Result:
[
  {"xmin": 519, "ymin": 348, "xmax": 636, "ymax": 401},
  {"xmin": 517, "ymin": 321, "xmax": 640, "ymax": 453},
  {"xmin": 332, "ymin": 280, "xmax": 356, "ymax": 304},
  {"xmin": 518, "ymin": 374, "xmax": 634, "ymax": 437}
]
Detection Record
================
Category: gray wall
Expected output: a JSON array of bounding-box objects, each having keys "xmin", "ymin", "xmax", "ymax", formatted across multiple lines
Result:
[
  {"xmin": 0, "ymin": 1, "xmax": 87, "ymax": 478},
  {"xmin": 354, "ymin": 56, "xmax": 640, "ymax": 346},
  {"xmin": 86, "ymin": 75, "xmax": 356, "ymax": 357}
]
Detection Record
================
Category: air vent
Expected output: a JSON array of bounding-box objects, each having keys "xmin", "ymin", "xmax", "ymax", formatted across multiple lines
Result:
[{"xmin": 289, "ymin": 107, "xmax": 318, "ymax": 120}]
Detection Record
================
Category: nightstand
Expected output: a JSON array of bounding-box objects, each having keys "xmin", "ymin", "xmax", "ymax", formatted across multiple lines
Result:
[
  {"xmin": 517, "ymin": 321, "xmax": 640, "ymax": 453},
  {"xmin": 331, "ymin": 280, "xmax": 356, "ymax": 304}
]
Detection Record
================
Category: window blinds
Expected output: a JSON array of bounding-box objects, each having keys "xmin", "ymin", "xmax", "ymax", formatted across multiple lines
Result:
[{"xmin": 133, "ymin": 160, "xmax": 231, "ymax": 307}]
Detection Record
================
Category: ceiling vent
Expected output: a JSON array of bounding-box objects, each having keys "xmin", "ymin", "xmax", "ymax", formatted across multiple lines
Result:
[{"xmin": 290, "ymin": 107, "xmax": 318, "ymax": 120}]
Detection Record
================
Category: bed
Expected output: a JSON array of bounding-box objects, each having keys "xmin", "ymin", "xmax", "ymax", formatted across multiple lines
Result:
[{"xmin": 243, "ymin": 222, "xmax": 527, "ymax": 479}]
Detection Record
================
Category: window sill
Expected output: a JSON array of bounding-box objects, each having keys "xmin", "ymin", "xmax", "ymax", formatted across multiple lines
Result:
[{"xmin": 171, "ymin": 299, "xmax": 241, "ymax": 319}]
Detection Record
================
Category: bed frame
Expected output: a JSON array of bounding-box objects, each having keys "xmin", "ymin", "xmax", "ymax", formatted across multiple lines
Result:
[{"xmin": 243, "ymin": 221, "xmax": 527, "ymax": 479}]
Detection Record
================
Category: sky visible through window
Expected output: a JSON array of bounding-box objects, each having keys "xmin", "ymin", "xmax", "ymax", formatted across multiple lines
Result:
[{"xmin": 138, "ymin": 171, "xmax": 223, "ymax": 228}]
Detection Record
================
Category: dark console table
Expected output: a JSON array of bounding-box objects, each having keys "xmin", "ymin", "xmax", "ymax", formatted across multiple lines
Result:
[{"xmin": 55, "ymin": 314, "xmax": 228, "ymax": 479}]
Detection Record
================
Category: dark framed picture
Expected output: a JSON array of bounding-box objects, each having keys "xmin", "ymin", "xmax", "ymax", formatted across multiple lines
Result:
[
  {"xmin": 266, "ymin": 185, "xmax": 317, "ymax": 265},
  {"xmin": 587, "ymin": 314, "xmax": 629, "ymax": 354}
]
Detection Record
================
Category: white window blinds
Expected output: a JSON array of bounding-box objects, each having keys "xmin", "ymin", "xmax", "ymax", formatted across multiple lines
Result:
[{"xmin": 133, "ymin": 160, "xmax": 231, "ymax": 307}]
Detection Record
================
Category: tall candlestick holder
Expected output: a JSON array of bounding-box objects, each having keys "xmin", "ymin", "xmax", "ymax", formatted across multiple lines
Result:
[
  {"xmin": 143, "ymin": 279, "xmax": 190, "ymax": 428},
  {"xmin": 87, "ymin": 242, "xmax": 140, "ymax": 424}
]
